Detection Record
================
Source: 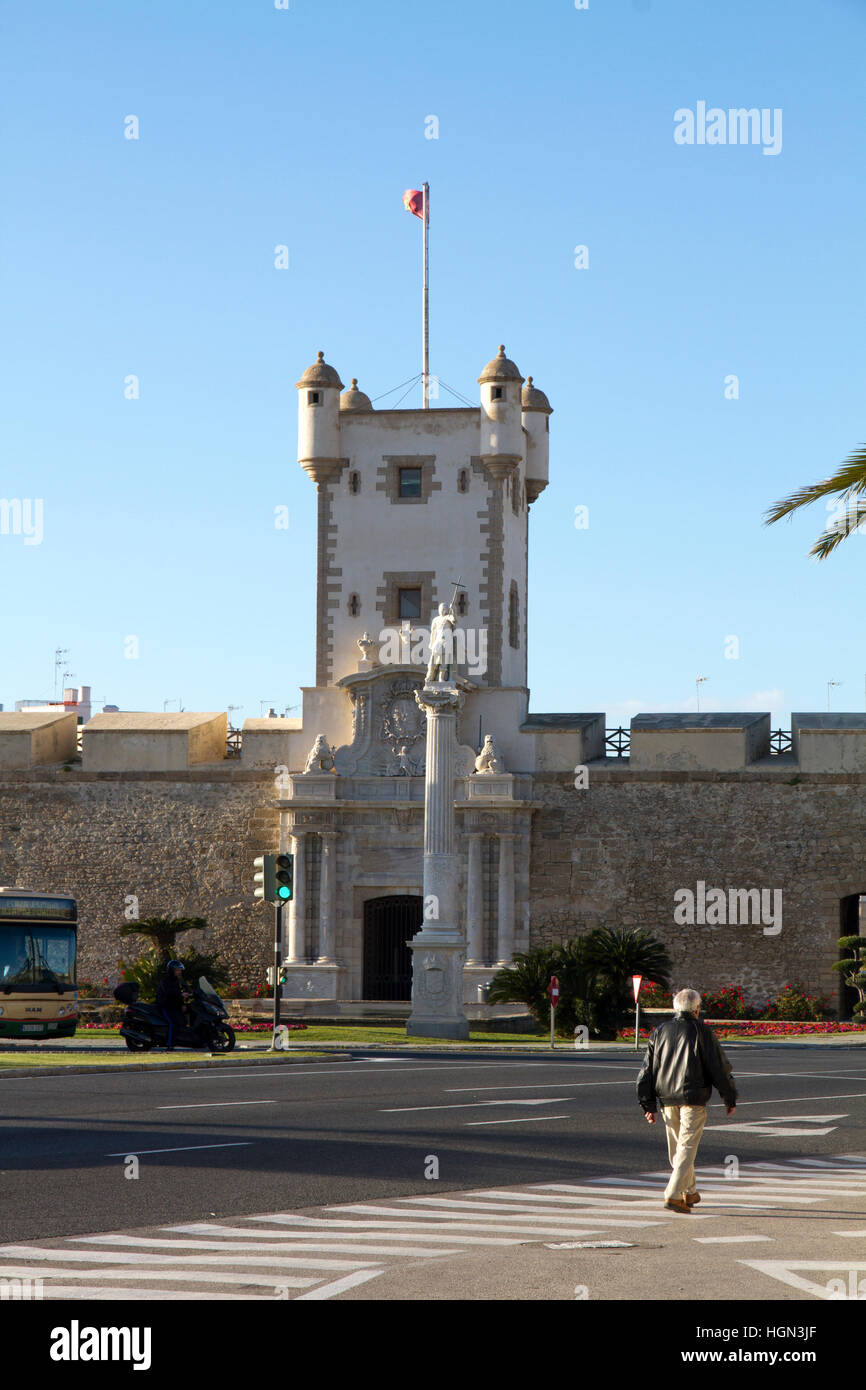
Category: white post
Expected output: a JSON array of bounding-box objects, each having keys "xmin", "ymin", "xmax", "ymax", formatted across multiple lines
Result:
[
  {"xmin": 465, "ymin": 833, "xmax": 484, "ymax": 965},
  {"xmin": 317, "ymin": 831, "xmax": 337, "ymax": 964},
  {"xmin": 406, "ymin": 683, "xmax": 470, "ymax": 1039},
  {"xmin": 634, "ymin": 998, "xmax": 641, "ymax": 1050}
]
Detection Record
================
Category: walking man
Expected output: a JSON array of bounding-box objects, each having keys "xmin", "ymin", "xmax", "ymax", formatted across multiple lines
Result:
[{"xmin": 636, "ymin": 987, "xmax": 738, "ymax": 1213}]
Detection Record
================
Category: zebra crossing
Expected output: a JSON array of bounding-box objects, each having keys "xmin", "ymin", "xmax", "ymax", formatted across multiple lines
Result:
[{"xmin": 2, "ymin": 1154, "xmax": 865, "ymax": 1300}]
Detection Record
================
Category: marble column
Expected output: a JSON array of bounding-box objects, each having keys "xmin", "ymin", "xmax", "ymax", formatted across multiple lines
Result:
[
  {"xmin": 316, "ymin": 830, "xmax": 338, "ymax": 964},
  {"xmin": 496, "ymin": 832, "xmax": 517, "ymax": 966},
  {"xmin": 286, "ymin": 832, "xmax": 307, "ymax": 963},
  {"xmin": 465, "ymin": 833, "xmax": 484, "ymax": 966},
  {"xmin": 406, "ymin": 683, "xmax": 470, "ymax": 1039}
]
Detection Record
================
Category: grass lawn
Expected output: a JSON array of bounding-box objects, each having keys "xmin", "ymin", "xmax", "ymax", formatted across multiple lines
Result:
[
  {"xmin": 73, "ymin": 1025, "xmax": 552, "ymax": 1046},
  {"xmin": 0, "ymin": 1050, "xmax": 331, "ymax": 1069}
]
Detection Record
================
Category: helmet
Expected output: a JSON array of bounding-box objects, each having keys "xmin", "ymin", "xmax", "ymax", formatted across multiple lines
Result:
[{"xmin": 167, "ymin": 960, "xmax": 184, "ymax": 972}]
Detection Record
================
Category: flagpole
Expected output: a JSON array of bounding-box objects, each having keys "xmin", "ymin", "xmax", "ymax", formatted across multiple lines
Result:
[{"xmin": 422, "ymin": 181, "xmax": 429, "ymax": 409}]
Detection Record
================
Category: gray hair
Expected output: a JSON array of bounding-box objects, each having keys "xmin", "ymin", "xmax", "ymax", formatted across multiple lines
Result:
[{"xmin": 673, "ymin": 988, "xmax": 702, "ymax": 1014}]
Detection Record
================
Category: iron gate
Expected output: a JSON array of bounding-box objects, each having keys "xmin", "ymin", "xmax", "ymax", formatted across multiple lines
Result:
[{"xmin": 363, "ymin": 895, "xmax": 421, "ymax": 1000}]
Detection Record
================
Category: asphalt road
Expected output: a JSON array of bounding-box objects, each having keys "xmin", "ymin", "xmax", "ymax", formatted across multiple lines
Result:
[{"xmin": 2, "ymin": 1043, "xmax": 865, "ymax": 1244}]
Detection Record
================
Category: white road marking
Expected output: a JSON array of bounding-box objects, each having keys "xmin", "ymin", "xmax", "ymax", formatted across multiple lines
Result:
[
  {"xmin": 706, "ymin": 1113, "xmax": 847, "ymax": 1137},
  {"xmin": 295, "ymin": 1269, "xmax": 385, "ymax": 1300},
  {"xmin": 465, "ymin": 1114, "xmax": 571, "ymax": 1126},
  {"xmin": 0, "ymin": 1246, "xmax": 380, "ymax": 1271},
  {"xmin": 534, "ymin": 1183, "xmax": 820, "ymax": 1205},
  {"xmin": 834, "ymin": 1230, "xmax": 866, "ymax": 1237},
  {"xmin": 0, "ymin": 1265, "xmax": 318, "ymax": 1288},
  {"xmin": 170, "ymin": 1223, "xmax": 524, "ymax": 1246},
  {"xmin": 381, "ymin": 1098, "xmax": 572, "ymax": 1112},
  {"xmin": 76, "ymin": 1234, "xmax": 462, "ymax": 1258},
  {"xmin": 739, "ymin": 1260, "xmax": 866, "ymax": 1300},
  {"xmin": 104, "ymin": 1143, "xmax": 253, "ymax": 1156},
  {"xmin": 694, "ymin": 1235, "xmax": 775, "ymax": 1244},
  {"xmin": 157, "ymin": 1100, "xmax": 278, "ymax": 1110},
  {"xmin": 445, "ymin": 1080, "xmax": 635, "ymax": 1092}
]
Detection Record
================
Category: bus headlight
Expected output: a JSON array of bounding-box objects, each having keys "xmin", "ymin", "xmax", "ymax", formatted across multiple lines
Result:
[{"xmin": 0, "ymin": 1007, "xmax": 4, "ymax": 1017}]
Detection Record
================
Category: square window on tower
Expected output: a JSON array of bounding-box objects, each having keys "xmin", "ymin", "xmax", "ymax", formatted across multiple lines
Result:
[
  {"xmin": 398, "ymin": 467, "xmax": 422, "ymax": 499},
  {"xmin": 398, "ymin": 588, "xmax": 422, "ymax": 620}
]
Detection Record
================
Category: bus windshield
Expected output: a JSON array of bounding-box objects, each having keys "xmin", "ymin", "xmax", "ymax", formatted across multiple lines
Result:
[{"xmin": 0, "ymin": 926, "xmax": 77, "ymax": 991}]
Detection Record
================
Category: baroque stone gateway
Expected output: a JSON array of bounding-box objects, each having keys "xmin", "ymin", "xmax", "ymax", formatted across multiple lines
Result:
[{"xmin": 0, "ymin": 346, "xmax": 863, "ymax": 1012}]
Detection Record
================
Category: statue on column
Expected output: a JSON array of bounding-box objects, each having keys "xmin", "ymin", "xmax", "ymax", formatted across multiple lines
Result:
[{"xmin": 425, "ymin": 577, "xmax": 465, "ymax": 685}]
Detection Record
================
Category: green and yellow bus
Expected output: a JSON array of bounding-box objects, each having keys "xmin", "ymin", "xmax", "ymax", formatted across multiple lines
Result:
[{"xmin": 0, "ymin": 888, "xmax": 78, "ymax": 1038}]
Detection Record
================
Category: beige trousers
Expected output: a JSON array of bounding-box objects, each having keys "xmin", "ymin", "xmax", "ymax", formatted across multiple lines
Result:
[{"xmin": 661, "ymin": 1104, "xmax": 707, "ymax": 1201}]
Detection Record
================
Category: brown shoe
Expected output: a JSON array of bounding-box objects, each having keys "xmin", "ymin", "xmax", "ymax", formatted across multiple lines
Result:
[
  {"xmin": 685, "ymin": 1192, "xmax": 701, "ymax": 1206},
  {"xmin": 664, "ymin": 1198, "xmax": 693, "ymax": 1214}
]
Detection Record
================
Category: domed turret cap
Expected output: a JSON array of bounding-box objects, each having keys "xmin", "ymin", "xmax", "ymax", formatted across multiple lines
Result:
[
  {"xmin": 296, "ymin": 351, "xmax": 344, "ymax": 391},
  {"xmin": 477, "ymin": 344, "xmax": 525, "ymax": 386},
  {"xmin": 340, "ymin": 378, "xmax": 373, "ymax": 412},
  {"xmin": 521, "ymin": 376, "xmax": 553, "ymax": 414}
]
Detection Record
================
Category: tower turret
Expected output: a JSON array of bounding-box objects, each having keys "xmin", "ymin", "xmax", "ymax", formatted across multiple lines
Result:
[
  {"xmin": 478, "ymin": 345, "xmax": 524, "ymax": 479},
  {"xmin": 296, "ymin": 351, "xmax": 344, "ymax": 483},
  {"xmin": 521, "ymin": 376, "xmax": 553, "ymax": 502}
]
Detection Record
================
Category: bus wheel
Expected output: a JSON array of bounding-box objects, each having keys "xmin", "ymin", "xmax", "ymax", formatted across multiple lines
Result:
[{"xmin": 124, "ymin": 1034, "xmax": 153, "ymax": 1051}]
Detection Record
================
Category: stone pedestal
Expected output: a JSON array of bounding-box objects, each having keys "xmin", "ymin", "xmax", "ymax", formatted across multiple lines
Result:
[{"xmin": 406, "ymin": 682, "xmax": 470, "ymax": 1040}]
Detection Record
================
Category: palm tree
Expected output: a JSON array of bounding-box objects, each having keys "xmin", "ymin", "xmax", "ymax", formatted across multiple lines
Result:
[
  {"xmin": 118, "ymin": 915, "xmax": 207, "ymax": 967},
  {"xmin": 765, "ymin": 444, "xmax": 866, "ymax": 559},
  {"xmin": 584, "ymin": 926, "xmax": 672, "ymax": 1017}
]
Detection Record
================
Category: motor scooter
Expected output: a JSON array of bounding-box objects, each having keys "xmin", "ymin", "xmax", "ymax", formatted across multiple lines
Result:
[{"xmin": 114, "ymin": 976, "xmax": 236, "ymax": 1052}]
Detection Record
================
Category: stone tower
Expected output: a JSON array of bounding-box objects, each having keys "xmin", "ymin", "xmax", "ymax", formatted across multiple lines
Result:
[{"xmin": 296, "ymin": 345, "xmax": 552, "ymax": 698}]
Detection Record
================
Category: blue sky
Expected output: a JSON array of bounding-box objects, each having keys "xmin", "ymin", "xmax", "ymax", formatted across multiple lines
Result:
[{"xmin": 1, "ymin": 0, "xmax": 864, "ymax": 728}]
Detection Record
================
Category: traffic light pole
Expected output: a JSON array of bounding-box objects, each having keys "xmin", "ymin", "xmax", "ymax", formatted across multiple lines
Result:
[{"xmin": 272, "ymin": 901, "xmax": 283, "ymax": 1043}]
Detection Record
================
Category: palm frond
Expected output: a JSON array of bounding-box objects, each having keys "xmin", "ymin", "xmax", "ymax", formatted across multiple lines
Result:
[{"xmin": 764, "ymin": 445, "xmax": 866, "ymax": 525}]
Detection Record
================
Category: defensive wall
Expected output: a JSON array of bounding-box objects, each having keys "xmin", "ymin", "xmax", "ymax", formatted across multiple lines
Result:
[{"xmin": 0, "ymin": 710, "xmax": 862, "ymax": 1007}]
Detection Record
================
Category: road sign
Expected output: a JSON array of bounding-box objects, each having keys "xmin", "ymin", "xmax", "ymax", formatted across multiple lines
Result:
[
  {"xmin": 632, "ymin": 974, "xmax": 642, "ymax": 1002},
  {"xmin": 548, "ymin": 975, "xmax": 559, "ymax": 1050}
]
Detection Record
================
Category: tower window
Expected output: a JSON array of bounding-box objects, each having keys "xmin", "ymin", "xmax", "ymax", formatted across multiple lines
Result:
[
  {"xmin": 457, "ymin": 469, "xmax": 469, "ymax": 493},
  {"xmin": 348, "ymin": 593, "xmax": 361, "ymax": 617},
  {"xmin": 491, "ymin": 387, "xmax": 503, "ymax": 401},
  {"xmin": 307, "ymin": 391, "xmax": 322, "ymax": 406},
  {"xmin": 399, "ymin": 467, "xmax": 422, "ymax": 499},
  {"xmin": 457, "ymin": 592, "xmax": 468, "ymax": 617},
  {"xmin": 398, "ymin": 588, "xmax": 422, "ymax": 620},
  {"xmin": 509, "ymin": 581, "xmax": 520, "ymax": 649},
  {"xmin": 349, "ymin": 471, "xmax": 360, "ymax": 494},
  {"xmin": 512, "ymin": 468, "xmax": 520, "ymax": 515}
]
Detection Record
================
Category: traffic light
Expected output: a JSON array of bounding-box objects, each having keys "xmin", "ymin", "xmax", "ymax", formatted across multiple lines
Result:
[
  {"xmin": 266, "ymin": 966, "xmax": 275, "ymax": 987},
  {"xmin": 278, "ymin": 963, "xmax": 290, "ymax": 985},
  {"xmin": 274, "ymin": 853, "xmax": 294, "ymax": 902},
  {"xmin": 253, "ymin": 853, "xmax": 276, "ymax": 902}
]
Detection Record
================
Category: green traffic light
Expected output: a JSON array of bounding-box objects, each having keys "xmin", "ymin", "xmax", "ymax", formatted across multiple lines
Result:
[{"xmin": 278, "ymin": 885, "xmax": 291, "ymax": 900}]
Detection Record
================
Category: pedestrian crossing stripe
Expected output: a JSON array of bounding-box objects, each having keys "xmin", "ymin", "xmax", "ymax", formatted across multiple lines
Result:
[{"xmin": 0, "ymin": 1155, "xmax": 863, "ymax": 1301}]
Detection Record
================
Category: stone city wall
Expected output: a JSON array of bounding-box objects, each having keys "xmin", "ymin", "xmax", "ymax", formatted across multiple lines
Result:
[
  {"xmin": 0, "ymin": 766, "xmax": 861, "ymax": 1009},
  {"xmin": 530, "ymin": 769, "xmax": 864, "ymax": 1009}
]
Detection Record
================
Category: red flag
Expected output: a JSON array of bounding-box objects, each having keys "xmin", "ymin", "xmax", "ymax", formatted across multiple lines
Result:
[{"xmin": 402, "ymin": 188, "xmax": 428, "ymax": 220}]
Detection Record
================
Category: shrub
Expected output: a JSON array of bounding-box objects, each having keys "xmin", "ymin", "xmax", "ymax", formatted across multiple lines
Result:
[
  {"xmin": 488, "ymin": 927, "xmax": 671, "ymax": 1040},
  {"xmin": 639, "ymin": 979, "xmax": 673, "ymax": 1007},
  {"xmin": 118, "ymin": 947, "xmax": 231, "ymax": 1002},
  {"xmin": 763, "ymin": 982, "xmax": 831, "ymax": 1022},
  {"xmin": 699, "ymin": 985, "xmax": 749, "ymax": 1019}
]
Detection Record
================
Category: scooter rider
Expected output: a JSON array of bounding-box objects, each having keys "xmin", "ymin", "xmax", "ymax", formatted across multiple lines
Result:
[{"xmin": 155, "ymin": 960, "xmax": 187, "ymax": 1050}]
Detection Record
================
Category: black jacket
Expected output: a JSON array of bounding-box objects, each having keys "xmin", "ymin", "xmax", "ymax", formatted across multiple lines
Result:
[
  {"xmin": 155, "ymin": 971, "xmax": 185, "ymax": 1013},
  {"xmin": 636, "ymin": 1011, "xmax": 737, "ymax": 1112}
]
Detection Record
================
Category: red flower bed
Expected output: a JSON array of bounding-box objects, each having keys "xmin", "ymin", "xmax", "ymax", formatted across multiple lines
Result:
[{"xmin": 619, "ymin": 1020, "xmax": 866, "ymax": 1040}]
